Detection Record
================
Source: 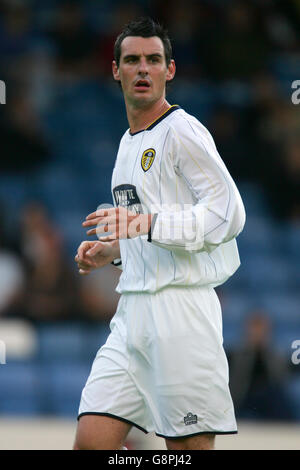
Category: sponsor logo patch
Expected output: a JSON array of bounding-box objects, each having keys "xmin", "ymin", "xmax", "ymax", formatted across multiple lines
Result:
[{"xmin": 113, "ymin": 184, "xmax": 143, "ymax": 214}]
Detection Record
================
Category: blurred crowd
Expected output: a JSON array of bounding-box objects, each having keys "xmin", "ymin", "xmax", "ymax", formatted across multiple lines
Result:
[
  {"xmin": 0, "ymin": 0, "xmax": 299, "ymax": 422},
  {"xmin": 0, "ymin": 200, "xmax": 120, "ymax": 322}
]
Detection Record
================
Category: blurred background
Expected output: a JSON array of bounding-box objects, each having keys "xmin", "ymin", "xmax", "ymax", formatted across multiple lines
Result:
[{"xmin": 0, "ymin": 0, "xmax": 299, "ymax": 450}]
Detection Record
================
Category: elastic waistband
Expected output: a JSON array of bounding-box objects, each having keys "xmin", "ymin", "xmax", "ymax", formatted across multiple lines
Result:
[{"xmin": 120, "ymin": 283, "xmax": 214, "ymax": 297}]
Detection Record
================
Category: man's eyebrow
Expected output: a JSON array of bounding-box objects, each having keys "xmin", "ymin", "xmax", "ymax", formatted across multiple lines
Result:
[
  {"xmin": 123, "ymin": 53, "xmax": 163, "ymax": 60},
  {"xmin": 123, "ymin": 54, "xmax": 139, "ymax": 60},
  {"xmin": 147, "ymin": 53, "xmax": 163, "ymax": 57}
]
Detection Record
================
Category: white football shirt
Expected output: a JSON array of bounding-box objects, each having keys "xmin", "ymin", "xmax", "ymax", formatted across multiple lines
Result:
[{"xmin": 111, "ymin": 105, "xmax": 246, "ymax": 293}]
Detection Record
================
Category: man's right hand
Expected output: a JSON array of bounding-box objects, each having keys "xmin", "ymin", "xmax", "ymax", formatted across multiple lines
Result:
[{"xmin": 75, "ymin": 239, "xmax": 120, "ymax": 275}]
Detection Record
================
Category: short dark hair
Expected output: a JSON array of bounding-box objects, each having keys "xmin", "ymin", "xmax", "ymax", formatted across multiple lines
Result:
[{"xmin": 114, "ymin": 17, "xmax": 173, "ymax": 67}]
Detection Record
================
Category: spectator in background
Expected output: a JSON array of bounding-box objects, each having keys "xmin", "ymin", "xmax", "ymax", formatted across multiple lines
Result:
[
  {"xmin": 237, "ymin": 72, "xmax": 300, "ymax": 221},
  {"xmin": 262, "ymin": 0, "xmax": 299, "ymax": 53},
  {"xmin": 0, "ymin": 1, "xmax": 55, "ymax": 112},
  {"xmin": 208, "ymin": 106, "xmax": 252, "ymax": 183},
  {"xmin": 165, "ymin": 0, "xmax": 202, "ymax": 79},
  {"xmin": 228, "ymin": 311, "xmax": 296, "ymax": 421},
  {"xmin": 0, "ymin": 202, "xmax": 25, "ymax": 317},
  {"xmin": 79, "ymin": 265, "xmax": 120, "ymax": 322},
  {"xmin": 261, "ymin": 137, "xmax": 300, "ymax": 221},
  {"xmin": 19, "ymin": 203, "xmax": 81, "ymax": 322},
  {"xmin": 94, "ymin": 2, "xmax": 143, "ymax": 78},
  {"xmin": 48, "ymin": 0, "xmax": 98, "ymax": 79},
  {"xmin": 245, "ymin": 75, "xmax": 300, "ymax": 221},
  {"xmin": 243, "ymin": 72, "xmax": 284, "ymax": 153},
  {"xmin": 0, "ymin": 1, "xmax": 35, "ymax": 81},
  {"xmin": 0, "ymin": 90, "xmax": 49, "ymax": 172},
  {"xmin": 203, "ymin": 1, "xmax": 269, "ymax": 81}
]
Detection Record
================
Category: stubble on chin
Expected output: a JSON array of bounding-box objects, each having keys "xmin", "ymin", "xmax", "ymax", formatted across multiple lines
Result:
[{"xmin": 127, "ymin": 92, "xmax": 157, "ymax": 110}]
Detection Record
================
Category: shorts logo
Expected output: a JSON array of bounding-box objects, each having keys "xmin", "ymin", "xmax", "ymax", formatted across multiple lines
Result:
[
  {"xmin": 141, "ymin": 148, "xmax": 156, "ymax": 172},
  {"xmin": 184, "ymin": 412, "xmax": 198, "ymax": 425}
]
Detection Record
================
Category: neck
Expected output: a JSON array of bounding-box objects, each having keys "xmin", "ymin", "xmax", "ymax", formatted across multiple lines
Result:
[{"xmin": 125, "ymin": 97, "xmax": 171, "ymax": 134}]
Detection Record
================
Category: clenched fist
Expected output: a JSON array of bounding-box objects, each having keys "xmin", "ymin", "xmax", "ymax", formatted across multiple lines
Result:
[{"xmin": 75, "ymin": 239, "xmax": 120, "ymax": 275}]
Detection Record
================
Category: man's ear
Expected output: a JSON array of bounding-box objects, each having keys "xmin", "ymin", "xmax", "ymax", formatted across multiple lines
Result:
[
  {"xmin": 166, "ymin": 59, "xmax": 176, "ymax": 82},
  {"xmin": 112, "ymin": 60, "xmax": 120, "ymax": 81}
]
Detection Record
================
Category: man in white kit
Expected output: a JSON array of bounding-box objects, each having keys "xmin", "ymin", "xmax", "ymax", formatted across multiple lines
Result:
[{"xmin": 74, "ymin": 17, "xmax": 246, "ymax": 450}]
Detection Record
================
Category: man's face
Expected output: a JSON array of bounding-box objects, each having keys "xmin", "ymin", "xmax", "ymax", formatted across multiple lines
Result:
[{"xmin": 112, "ymin": 36, "xmax": 175, "ymax": 108}]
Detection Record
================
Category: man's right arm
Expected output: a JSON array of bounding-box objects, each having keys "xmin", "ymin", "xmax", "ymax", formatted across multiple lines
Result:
[{"xmin": 75, "ymin": 239, "xmax": 121, "ymax": 275}]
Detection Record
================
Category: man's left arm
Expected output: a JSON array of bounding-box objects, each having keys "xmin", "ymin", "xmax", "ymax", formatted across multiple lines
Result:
[{"xmin": 148, "ymin": 123, "xmax": 246, "ymax": 253}]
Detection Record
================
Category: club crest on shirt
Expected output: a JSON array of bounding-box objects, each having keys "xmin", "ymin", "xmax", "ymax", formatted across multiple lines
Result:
[{"xmin": 141, "ymin": 148, "xmax": 156, "ymax": 172}]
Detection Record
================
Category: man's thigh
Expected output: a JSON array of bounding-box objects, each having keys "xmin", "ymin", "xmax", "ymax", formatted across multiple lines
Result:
[
  {"xmin": 73, "ymin": 415, "xmax": 132, "ymax": 450},
  {"xmin": 165, "ymin": 433, "xmax": 215, "ymax": 450}
]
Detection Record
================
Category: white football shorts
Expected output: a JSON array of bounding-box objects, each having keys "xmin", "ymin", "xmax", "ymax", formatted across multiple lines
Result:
[{"xmin": 78, "ymin": 285, "xmax": 237, "ymax": 439}]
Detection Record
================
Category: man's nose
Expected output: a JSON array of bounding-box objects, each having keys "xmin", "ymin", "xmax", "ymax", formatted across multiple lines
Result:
[{"xmin": 138, "ymin": 58, "xmax": 149, "ymax": 75}]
